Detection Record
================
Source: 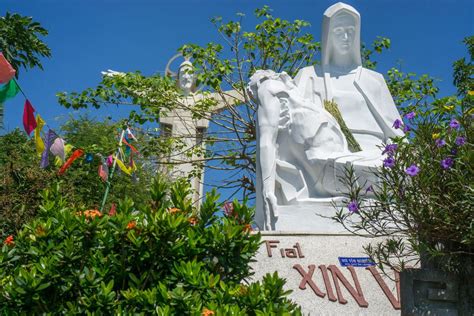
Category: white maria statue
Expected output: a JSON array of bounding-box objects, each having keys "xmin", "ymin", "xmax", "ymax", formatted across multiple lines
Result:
[{"xmin": 249, "ymin": 2, "xmax": 404, "ymax": 231}]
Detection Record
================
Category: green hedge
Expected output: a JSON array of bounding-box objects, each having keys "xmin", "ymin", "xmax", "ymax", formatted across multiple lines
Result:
[{"xmin": 0, "ymin": 178, "xmax": 301, "ymax": 315}]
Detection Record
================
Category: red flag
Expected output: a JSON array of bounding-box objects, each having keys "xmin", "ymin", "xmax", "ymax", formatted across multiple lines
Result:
[
  {"xmin": 23, "ymin": 100, "xmax": 37, "ymax": 136},
  {"xmin": 98, "ymin": 163, "xmax": 108, "ymax": 182},
  {"xmin": 0, "ymin": 53, "xmax": 16, "ymax": 84},
  {"xmin": 122, "ymin": 138, "xmax": 139, "ymax": 154},
  {"xmin": 58, "ymin": 149, "xmax": 84, "ymax": 175},
  {"xmin": 108, "ymin": 203, "xmax": 117, "ymax": 216}
]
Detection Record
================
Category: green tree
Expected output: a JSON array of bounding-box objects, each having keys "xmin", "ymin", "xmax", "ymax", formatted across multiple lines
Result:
[
  {"xmin": 0, "ymin": 178, "xmax": 301, "ymax": 314},
  {"xmin": 453, "ymin": 36, "xmax": 474, "ymax": 97},
  {"xmin": 0, "ymin": 12, "xmax": 51, "ymax": 128},
  {"xmin": 0, "ymin": 129, "xmax": 55, "ymax": 235},
  {"xmin": 0, "ymin": 12, "xmax": 51, "ymax": 75}
]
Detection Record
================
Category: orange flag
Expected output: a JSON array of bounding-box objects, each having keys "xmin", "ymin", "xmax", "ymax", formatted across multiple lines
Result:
[
  {"xmin": 122, "ymin": 138, "xmax": 139, "ymax": 154},
  {"xmin": 58, "ymin": 149, "xmax": 84, "ymax": 175}
]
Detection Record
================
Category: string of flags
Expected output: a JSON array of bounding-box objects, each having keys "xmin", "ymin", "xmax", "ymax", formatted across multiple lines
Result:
[{"xmin": 0, "ymin": 52, "xmax": 140, "ymax": 183}]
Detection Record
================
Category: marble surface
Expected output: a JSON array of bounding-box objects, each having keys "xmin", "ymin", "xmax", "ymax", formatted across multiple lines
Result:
[{"xmin": 250, "ymin": 233, "xmax": 401, "ymax": 316}]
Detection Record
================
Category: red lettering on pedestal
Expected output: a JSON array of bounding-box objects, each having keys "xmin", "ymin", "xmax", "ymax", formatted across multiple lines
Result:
[
  {"xmin": 295, "ymin": 243, "xmax": 304, "ymax": 258},
  {"xmin": 366, "ymin": 266, "xmax": 401, "ymax": 309},
  {"xmin": 293, "ymin": 264, "xmax": 326, "ymax": 298},
  {"xmin": 265, "ymin": 240, "xmax": 279, "ymax": 257},
  {"xmin": 264, "ymin": 240, "xmax": 402, "ymax": 310},
  {"xmin": 285, "ymin": 248, "xmax": 298, "ymax": 258},
  {"xmin": 327, "ymin": 265, "xmax": 369, "ymax": 307},
  {"xmin": 318, "ymin": 265, "xmax": 337, "ymax": 302}
]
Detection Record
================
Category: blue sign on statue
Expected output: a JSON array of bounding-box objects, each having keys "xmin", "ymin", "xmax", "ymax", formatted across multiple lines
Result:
[{"xmin": 338, "ymin": 257, "xmax": 375, "ymax": 267}]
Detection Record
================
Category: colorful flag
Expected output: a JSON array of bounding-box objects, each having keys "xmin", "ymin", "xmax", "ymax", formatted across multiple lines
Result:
[
  {"xmin": 126, "ymin": 127, "xmax": 137, "ymax": 141},
  {"xmin": 34, "ymin": 114, "xmax": 46, "ymax": 155},
  {"xmin": 98, "ymin": 162, "xmax": 109, "ymax": 182},
  {"xmin": 108, "ymin": 203, "xmax": 117, "ymax": 216},
  {"xmin": 55, "ymin": 144, "xmax": 73, "ymax": 167},
  {"xmin": 106, "ymin": 155, "xmax": 114, "ymax": 167},
  {"xmin": 0, "ymin": 53, "xmax": 16, "ymax": 84},
  {"xmin": 129, "ymin": 152, "xmax": 137, "ymax": 172},
  {"xmin": 40, "ymin": 129, "xmax": 57, "ymax": 168},
  {"xmin": 114, "ymin": 156, "xmax": 132, "ymax": 176},
  {"xmin": 122, "ymin": 138, "xmax": 139, "ymax": 154},
  {"xmin": 23, "ymin": 99, "xmax": 37, "ymax": 135},
  {"xmin": 58, "ymin": 149, "xmax": 84, "ymax": 175},
  {"xmin": 50, "ymin": 137, "xmax": 65, "ymax": 162},
  {"xmin": 0, "ymin": 80, "xmax": 19, "ymax": 103},
  {"xmin": 0, "ymin": 80, "xmax": 19, "ymax": 129}
]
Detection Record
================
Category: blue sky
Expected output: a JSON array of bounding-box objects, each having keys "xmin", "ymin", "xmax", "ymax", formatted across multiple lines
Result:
[
  {"xmin": 1, "ymin": 0, "xmax": 472, "ymax": 132},
  {"xmin": 1, "ymin": 0, "xmax": 473, "ymax": 198}
]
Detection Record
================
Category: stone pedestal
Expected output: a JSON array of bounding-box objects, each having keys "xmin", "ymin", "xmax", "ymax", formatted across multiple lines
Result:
[
  {"xmin": 251, "ymin": 233, "xmax": 402, "ymax": 315},
  {"xmin": 272, "ymin": 203, "xmax": 346, "ymax": 233}
]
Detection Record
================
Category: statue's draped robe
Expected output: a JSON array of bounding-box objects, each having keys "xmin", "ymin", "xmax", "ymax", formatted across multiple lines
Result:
[
  {"xmin": 294, "ymin": 65, "xmax": 403, "ymax": 141},
  {"xmin": 271, "ymin": 65, "xmax": 404, "ymax": 203}
]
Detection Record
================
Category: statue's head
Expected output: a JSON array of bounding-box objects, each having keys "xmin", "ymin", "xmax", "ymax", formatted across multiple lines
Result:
[
  {"xmin": 177, "ymin": 60, "xmax": 195, "ymax": 95},
  {"xmin": 248, "ymin": 70, "xmax": 297, "ymax": 103},
  {"xmin": 321, "ymin": 2, "xmax": 361, "ymax": 69}
]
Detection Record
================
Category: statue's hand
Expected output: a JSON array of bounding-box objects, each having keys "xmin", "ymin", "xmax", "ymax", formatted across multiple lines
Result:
[{"xmin": 263, "ymin": 191, "xmax": 278, "ymax": 218}]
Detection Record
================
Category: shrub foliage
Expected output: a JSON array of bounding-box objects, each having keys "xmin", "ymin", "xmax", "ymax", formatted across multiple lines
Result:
[{"xmin": 0, "ymin": 178, "xmax": 301, "ymax": 314}]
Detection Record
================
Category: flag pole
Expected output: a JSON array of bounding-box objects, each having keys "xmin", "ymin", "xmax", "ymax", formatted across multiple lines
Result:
[{"xmin": 100, "ymin": 129, "xmax": 125, "ymax": 213}]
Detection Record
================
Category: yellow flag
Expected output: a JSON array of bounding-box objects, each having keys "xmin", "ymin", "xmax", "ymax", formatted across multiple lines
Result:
[
  {"xmin": 34, "ymin": 114, "xmax": 46, "ymax": 155},
  {"xmin": 114, "ymin": 156, "xmax": 132, "ymax": 176},
  {"xmin": 55, "ymin": 144, "xmax": 73, "ymax": 167}
]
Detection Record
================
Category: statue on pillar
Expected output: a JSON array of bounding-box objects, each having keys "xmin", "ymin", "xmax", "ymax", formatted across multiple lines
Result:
[{"xmin": 161, "ymin": 54, "xmax": 207, "ymax": 203}]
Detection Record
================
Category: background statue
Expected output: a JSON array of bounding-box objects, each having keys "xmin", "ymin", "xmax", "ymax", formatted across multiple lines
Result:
[
  {"xmin": 161, "ymin": 54, "xmax": 244, "ymax": 205},
  {"xmin": 165, "ymin": 54, "xmax": 197, "ymax": 96},
  {"xmin": 252, "ymin": 2, "xmax": 404, "ymax": 231}
]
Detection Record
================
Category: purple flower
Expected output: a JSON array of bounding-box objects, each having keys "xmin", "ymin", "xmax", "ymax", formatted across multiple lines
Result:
[
  {"xmin": 382, "ymin": 144, "xmax": 398, "ymax": 155},
  {"xmin": 449, "ymin": 119, "xmax": 460, "ymax": 129},
  {"xmin": 403, "ymin": 125, "xmax": 411, "ymax": 133},
  {"xmin": 392, "ymin": 119, "xmax": 403, "ymax": 129},
  {"xmin": 383, "ymin": 157, "xmax": 396, "ymax": 168},
  {"xmin": 455, "ymin": 136, "xmax": 466, "ymax": 146},
  {"xmin": 347, "ymin": 200, "xmax": 359, "ymax": 213},
  {"xmin": 440, "ymin": 157, "xmax": 454, "ymax": 170},
  {"xmin": 435, "ymin": 139, "xmax": 446, "ymax": 148},
  {"xmin": 405, "ymin": 164, "xmax": 420, "ymax": 177},
  {"xmin": 451, "ymin": 148, "xmax": 458, "ymax": 155},
  {"xmin": 404, "ymin": 111, "xmax": 416, "ymax": 120}
]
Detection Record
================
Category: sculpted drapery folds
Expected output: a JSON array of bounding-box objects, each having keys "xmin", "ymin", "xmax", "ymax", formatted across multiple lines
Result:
[{"xmin": 251, "ymin": 2, "xmax": 404, "ymax": 230}]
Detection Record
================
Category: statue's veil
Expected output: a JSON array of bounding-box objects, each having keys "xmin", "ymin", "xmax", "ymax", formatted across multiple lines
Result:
[{"xmin": 321, "ymin": 2, "xmax": 362, "ymax": 69}]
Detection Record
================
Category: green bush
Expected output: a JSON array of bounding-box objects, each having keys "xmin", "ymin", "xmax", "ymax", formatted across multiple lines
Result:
[
  {"xmin": 0, "ymin": 117, "xmax": 153, "ymax": 237},
  {"xmin": 0, "ymin": 129, "xmax": 56, "ymax": 236},
  {"xmin": 0, "ymin": 178, "xmax": 301, "ymax": 314},
  {"xmin": 333, "ymin": 37, "xmax": 473, "ymax": 273}
]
